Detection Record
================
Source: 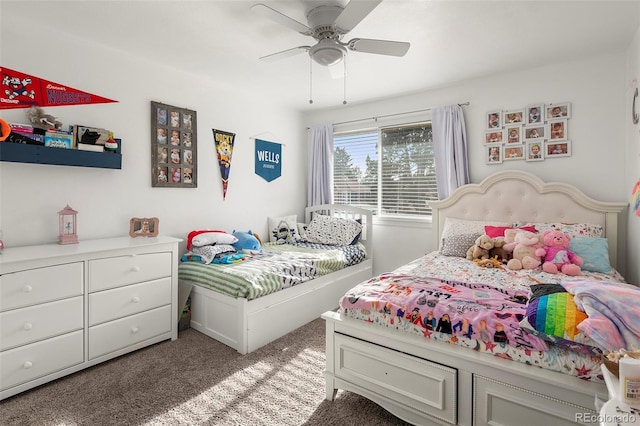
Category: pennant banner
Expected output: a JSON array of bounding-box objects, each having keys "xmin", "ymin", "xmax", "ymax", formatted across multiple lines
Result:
[
  {"xmin": 1, "ymin": 66, "xmax": 117, "ymax": 109},
  {"xmin": 213, "ymin": 128, "xmax": 236, "ymax": 200},
  {"xmin": 255, "ymin": 139, "xmax": 281, "ymax": 182}
]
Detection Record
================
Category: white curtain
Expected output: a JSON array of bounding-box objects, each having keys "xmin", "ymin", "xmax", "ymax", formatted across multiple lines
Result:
[
  {"xmin": 432, "ymin": 105, "xmax": 469, "ymax": 200},
  {"xmin": 308, "ymin": 124, "xmax": 333, "ymax": 206}
]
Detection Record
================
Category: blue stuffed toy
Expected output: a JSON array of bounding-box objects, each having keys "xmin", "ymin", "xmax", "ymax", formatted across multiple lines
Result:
[{"xmin": 232, "ymin": 230, "xmax": 262, "ymax": 254}]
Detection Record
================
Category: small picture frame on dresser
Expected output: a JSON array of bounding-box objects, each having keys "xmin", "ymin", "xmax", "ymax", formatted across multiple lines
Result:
[{"xmin": 129, "ymin": 217, "xmax": 159, "ymax": 238}]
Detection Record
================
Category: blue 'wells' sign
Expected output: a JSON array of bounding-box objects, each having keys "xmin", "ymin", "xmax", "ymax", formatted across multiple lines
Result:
[{"xmin": 255, "ymin": 139, "xmax": 281, "ymax": 182}]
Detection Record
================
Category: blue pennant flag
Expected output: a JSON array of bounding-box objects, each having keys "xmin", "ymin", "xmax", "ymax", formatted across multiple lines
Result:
[{"xmin": 255, "ymin": 139, "xmax": 281, "ymax": 182}]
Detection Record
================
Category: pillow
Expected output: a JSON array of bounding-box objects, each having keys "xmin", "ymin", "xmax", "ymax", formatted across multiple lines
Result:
[
  {"xmin": 484, "ymin": 225, "xmax": 537, "ymax": 238},
  {"xmin": 190, "ymin": 244, "xmax": 236, "ymax": 264},
  {"xmin": 268, "ymin": 215, "xmax": 298, "ymax": 243},
  {"xmin": 296, "ymin": 223, "xmax": 309, "ymax": 241},
  {"xmin": 186, "ymin": 229, "xmax": 237, "ymax": 250},
  {"xmin": 350, "ymin": 218, "xmax": 363, "ymax": 245},
  {"xmin": 569, "ymin": 237, "xmax": 612, "ymax": 274},
  {"xmin": 440, "ymin": 218, "xmax": 511, "ymax": 245},
  {"xmin": 304, "ymin": 214, "xmax": 362, "ymax": 246},
  {"xmin": 519, "ymin": 284, "xmax": 601, "ymax": 355},
  {"xmin": 515, "ymin": 222, "xmax": 603, "ymax": 239},
  {"xmin": 440, "ymin": 233, "xmax": 481, "ymax": 257}
]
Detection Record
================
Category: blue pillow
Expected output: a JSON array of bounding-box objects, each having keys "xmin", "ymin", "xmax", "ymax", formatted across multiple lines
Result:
[{"xmin": 569, "ymin": 237, "xmax": 612, "ymax": 274}]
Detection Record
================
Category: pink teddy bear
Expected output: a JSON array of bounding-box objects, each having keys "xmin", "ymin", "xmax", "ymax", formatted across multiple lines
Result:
[{"xmin": 535, "ymin": 230, "xmax": 583, "ymax": 276}]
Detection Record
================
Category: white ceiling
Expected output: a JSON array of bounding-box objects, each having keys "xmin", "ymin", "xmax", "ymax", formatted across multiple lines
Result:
[{"xmin": 3, "ymin": 0, "xmax": 639, "ymax": 111}]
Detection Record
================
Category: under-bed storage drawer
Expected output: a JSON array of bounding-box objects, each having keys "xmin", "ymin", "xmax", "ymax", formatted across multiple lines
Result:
[
  {"xmin": 473, "ymin": 375, "xmax": 599, "ymax": 426},
  {"xmin": 333, "ymin": 333, "xmax": 457, "ymax": 424}
]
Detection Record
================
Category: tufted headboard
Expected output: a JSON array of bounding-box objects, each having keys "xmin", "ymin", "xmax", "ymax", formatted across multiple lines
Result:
[{"xmin": 430, "ymin": 170, "xmax": 628, "ymax": 269}]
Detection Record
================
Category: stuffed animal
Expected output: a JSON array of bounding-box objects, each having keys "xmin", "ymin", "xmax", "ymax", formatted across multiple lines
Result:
[
  {"xmin": 25, "ymin": 106, "xmax": 63, "ymax": 130},
  {"xmin": 535, "ymin": 230, "xmax": 583, "ymax": 275},
  {"xmin": 466, "ymin": 234, "xmax": 495, "ymax": 261},
  {"xmin": 489, "ymin": 238, "xmax": 510, "ymax": 263},
  {"xmin": 474, "ymin": 257, "xmax": 503, "ymax": 268},
  {"xmin": 503, "ymin": 229, "xmax": 543, "ymax": 270},
  {"xmin": 232, "ymin": 230, "xmax": 262, "ymax": 254}
]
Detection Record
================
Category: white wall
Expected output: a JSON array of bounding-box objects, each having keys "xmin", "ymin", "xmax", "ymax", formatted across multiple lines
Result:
[
  {"xmin": 0, "ymin": 18, "xmax": 308, "ymax": 251},
  {"xmin": 625, "ymin": 20, "xmax": 640, "ymax": 285},
  {"xmin": 305, "ymin": 52, "xmax": 631, "ymax": 277}
]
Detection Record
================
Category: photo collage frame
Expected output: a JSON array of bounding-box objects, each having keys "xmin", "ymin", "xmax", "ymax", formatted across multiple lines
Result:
[
  {"xmin": 151, "ymin": 101, "xmax": 197, "ymax": 187},
  {"xmin": 484, "ymin": 102, "xmax": 571, "ymax": 164}
]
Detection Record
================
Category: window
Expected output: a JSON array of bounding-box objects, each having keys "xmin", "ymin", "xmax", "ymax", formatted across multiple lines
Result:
[{"xmin": 333, "ymin": 122, "xmax": 437, "ymax": 217}]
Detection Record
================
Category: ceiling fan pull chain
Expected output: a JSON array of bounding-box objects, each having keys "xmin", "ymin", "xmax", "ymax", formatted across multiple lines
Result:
[
  {"xmin": 343, "ymin": 56, "xmax": 347, "ymax": 105},
  {"xmin": 309, "ymin": 56, "xmax": 314, "ymax": 104}
]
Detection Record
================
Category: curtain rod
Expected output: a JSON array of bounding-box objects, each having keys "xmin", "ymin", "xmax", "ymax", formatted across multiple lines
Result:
[{"xmin": 327, "ymin": 101, "xmax": 470, "ymax": 128}]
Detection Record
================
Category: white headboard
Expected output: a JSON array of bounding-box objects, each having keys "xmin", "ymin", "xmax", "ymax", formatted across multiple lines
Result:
[
  {"xmin": 430, "ymin": 170, "xmax": 627, "ymax": 269},
  {"xmin": 305, "ymin": 204, "xmax": 373, "ymax": 259}
]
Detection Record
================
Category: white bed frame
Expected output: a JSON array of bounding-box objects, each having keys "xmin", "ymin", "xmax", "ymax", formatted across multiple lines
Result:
[
  {"xmin": 178, "ymin": 204, "xmax": 373, "ymax": 354},
  {"xmin": 323, "ymin": 170, "xmax": 628, "ymax": 426}
]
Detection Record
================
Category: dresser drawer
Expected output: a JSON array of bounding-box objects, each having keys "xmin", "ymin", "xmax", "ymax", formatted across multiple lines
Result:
[
  {"xmin": 0, "ymin": 263, "xmax": 83, "ymax": 312},
  {"xmin": 0, "ymin": 330, "xmax": 84, "ymax": 392},
  {"xmin": 88, "ymin": 305, "xmax": 171, "ymax": 359},
  {"xmin": 88, "ymin": 252, "xmax": 171, "ymax": 292},
  {"xmin": 89, "ymin": 277, "xmax": 171, "ymax": 326},
  {"xmin": 334, "ymin": 333, "xmax": 457, "ymax": 424},
  {"xmin": 0, "ymin": 296, "xmax": 83, "ymax": 351}
]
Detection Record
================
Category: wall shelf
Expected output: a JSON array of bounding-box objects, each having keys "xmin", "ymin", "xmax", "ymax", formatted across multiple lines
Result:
[{"xmin": 0, "ymin": 142, "xmax": 121, "ymax": 169}]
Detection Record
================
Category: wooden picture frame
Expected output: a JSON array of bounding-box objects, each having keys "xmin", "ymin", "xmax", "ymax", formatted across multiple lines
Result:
[
  {"xmin": 129, "ymin": 217, "xmax": 159, "ymax": 237},
  {"xmin": 151, "ymin": 101, "xmax": 197, "ymax": 188}
]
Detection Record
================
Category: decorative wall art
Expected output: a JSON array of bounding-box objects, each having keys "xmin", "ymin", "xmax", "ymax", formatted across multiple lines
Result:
[
  {"xmin": 213, "ymin": 128, "xmax": 236, "ymax": 200},
  {"xmin": 485, "ymin": 101, "xmax": 572, "ymax": 164},
  {"xmin": 151, "ymin": 101, "xmax": 197, "ymax": 188},
  {"xmin": 1, "ymin": 66, "xmax": 117, "ymax": 109},
  {"xmin": 255, "ymin": 138, "xmax": 282, "ymax": 182}
]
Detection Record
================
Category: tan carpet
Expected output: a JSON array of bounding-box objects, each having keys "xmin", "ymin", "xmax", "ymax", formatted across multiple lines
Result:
[{"xmin": 0, "ymin": 318, "xmax": 410, "ymax": 425}]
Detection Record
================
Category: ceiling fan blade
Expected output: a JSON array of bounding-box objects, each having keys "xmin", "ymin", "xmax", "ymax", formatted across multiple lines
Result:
[
  {"xmin": 251, "ymin": 3, "xmax": 312, "ymax": 36},
  {"xmin": 347, "ymin": 38, "xmax": 410, "ymax": 57},
  {"xmin": 334, "ymin": 0, "xmax": 382, "ymax": 33},
  {"xmin": 259, "ymin": 46, "xmax": 310, "ymax": 62}
]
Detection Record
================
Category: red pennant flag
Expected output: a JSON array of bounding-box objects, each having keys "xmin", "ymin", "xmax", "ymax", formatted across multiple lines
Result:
[{"xmin": 1, "ymin": 66, "xmax": 117, "ymax": 109}]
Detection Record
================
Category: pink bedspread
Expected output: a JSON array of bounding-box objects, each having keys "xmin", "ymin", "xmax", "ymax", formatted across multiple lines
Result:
[{"xmin": 341, "ymin": 273, "xmax": 549, "ymax": 351}]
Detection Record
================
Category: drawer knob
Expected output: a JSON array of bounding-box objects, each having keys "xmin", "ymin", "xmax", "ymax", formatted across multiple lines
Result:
[
  {"xmin": 131, "ymin": 327, "xmax": 139, "ymax": 334},
  {"xmin": 131, "ymin": 266, "xmax": 140, "ymax": 272},
  {"xmin": 23, "ymin": 322, "xmax": 33, "ymax": 331},
  {"xmin": 23, "ymin": 361, "xmax": 33, "ymax": 369},
  {"xmin": 23, "ymin": 284, "xmax": 33, "ymax": 293},
  {"xmin": 131, "ymin": 296, "xmax": 140, "ymax": 303}
]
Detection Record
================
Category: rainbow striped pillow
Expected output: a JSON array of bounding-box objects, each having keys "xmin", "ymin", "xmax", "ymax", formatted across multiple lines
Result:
[{"xmin": 520, "ymin": 284, "xmax": 601, "ymax": 355}]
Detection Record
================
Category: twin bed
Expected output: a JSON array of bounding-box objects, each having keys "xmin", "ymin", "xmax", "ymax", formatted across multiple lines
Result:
[
  {"xmin": 322, "ymin": 170, "xmax": 630, "ymax": 426},
  {"xmin": 177, "ymin": 204, "xmax": 373, "ymax": 354}
]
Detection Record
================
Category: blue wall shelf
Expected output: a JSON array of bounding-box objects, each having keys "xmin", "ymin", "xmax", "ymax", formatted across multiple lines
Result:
[{"xmin": 0, "ymin": 141, "xmax": 122, "ymax": 169}]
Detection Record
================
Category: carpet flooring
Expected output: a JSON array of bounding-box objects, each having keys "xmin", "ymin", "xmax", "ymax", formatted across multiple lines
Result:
[{"xmin": 0, "ymin": 318, "xmax": 410, "ymax": 425}]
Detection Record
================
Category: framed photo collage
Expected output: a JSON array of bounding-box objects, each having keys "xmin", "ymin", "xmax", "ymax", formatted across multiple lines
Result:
[
  {"xmin": 151, "ymin": 101, "xmax": 197, "ymax": 187},
  {"xmin": 484, "ymin": 102, "xmax": 571, "ymax": 165}
]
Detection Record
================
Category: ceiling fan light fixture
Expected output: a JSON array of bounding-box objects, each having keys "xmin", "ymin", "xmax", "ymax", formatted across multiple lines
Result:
[{"xmin": 309, "ymin": 40, "xmax": 346, "ymax": 66}]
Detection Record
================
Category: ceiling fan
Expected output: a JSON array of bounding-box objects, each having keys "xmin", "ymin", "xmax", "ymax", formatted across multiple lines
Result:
[{"xmin": 252, "ymin": 0, "xmax": 411, "ymax": 67}]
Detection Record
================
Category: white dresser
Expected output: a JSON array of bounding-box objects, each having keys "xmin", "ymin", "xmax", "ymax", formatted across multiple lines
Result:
[{"xmin": 0, "ymin": 236, "xmax": 181, "ymax": 400}]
